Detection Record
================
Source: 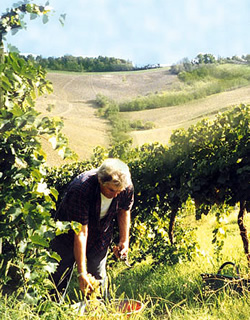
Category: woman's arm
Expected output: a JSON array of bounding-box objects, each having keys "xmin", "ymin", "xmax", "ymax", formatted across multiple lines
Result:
[
  {"xmin": 117, "ymin": 209, "xmax": 131, "ymax": 257},
  {"xmin": 74, "ymin": 224, "xmax": 93, "ymax": 292}
]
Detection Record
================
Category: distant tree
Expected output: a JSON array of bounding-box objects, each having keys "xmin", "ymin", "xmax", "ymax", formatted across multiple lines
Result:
[
  {"xmin": 195, "ymin": 53, "xmax": 216, "ymax": 64},
  {"xmin": 195, "ymin": 53, "xmax": 205, "ymax": 64},
  {"xmin": 244, "ymin": 54, "xmax": 250, "ymax": 63},
  {"xmin": 182, "ymin": 57, "xmax": 193, "ymax": 71},
  {"xmin": 170, "ymin": 57, "xmax": 193, "ymax": 74},
  {"xmin": 203, "ymin": 53, "xmax": 216, "ymax": 64}
]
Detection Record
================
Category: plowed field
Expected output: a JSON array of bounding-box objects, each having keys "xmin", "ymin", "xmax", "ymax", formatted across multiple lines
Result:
[{"xmin": 36, "ymin": 68, "xmax": 250, "ymax": 166}]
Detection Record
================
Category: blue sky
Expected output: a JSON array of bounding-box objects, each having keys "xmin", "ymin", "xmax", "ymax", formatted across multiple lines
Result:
[{"xmin": 1, "ymin": 0, "xmax": 250, "ymax": 66}]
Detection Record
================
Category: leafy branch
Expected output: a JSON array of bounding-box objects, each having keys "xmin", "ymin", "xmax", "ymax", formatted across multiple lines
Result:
[
  {"xmin": 0, "ymin": 2, "xmax": 72, "ymax": 301},
  {"xmin": 0, "ymin": 2, "xmax": 52, "ymax": 43}
]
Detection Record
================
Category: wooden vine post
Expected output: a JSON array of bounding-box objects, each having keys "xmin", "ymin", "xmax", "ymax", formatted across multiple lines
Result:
[
  {"xmin": 238, "ymin": 201, "xmax": 250, "ymax": 266},
  {"xmin": 168, "ymin": 208, "xmax": 178, "ymax": 245}
]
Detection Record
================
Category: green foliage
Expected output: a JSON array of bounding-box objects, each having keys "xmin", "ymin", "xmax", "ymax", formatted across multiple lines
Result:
[
  {"xmin": 95, "ymin": 94, "xmax": 155, "ymax": 143},
  {"xmin": 169, "ymin": 104, "xmax": 250, "ymax": 209},
  {"xmin": 170, "ymin": 57, "xmax": 194, "ymax": 74},
  {"xmin": 170, "ymin": 53, "xmax": 249, "ymax": 76},
  {"xmin": 178, "ymin": 63, "xmax": 250, "ymax": 86},
  {"xmin": 96, "ymin": 94, "xmax": 130, "ymax": 142},
  {"xmin": 119, "ymin": 92, "xmax": 191, "ymax": 111},
  {"xmin": 128, "ymin": 106, "xmax": 249, "ymax": 264},
  {"xmin": 130, "ymin": 119, "xmax": 155, "ymax": 130},
  {"xmin": 178, "ymin": 65, "xmax": 211, "ymax": 82},
  {"xmin": 168, "ymin": 104, "xmax": 250, "ymax": 260},
  {"xmin": 127, "ymin": 142, "xmax": 199, "ymax": 264},
  {"xmin": 0, "ymin": 2, "xmax": 52, "ymax": 42},
  {"xmin": 0, "ymin": 1, "xmax": 74, "ymax": 301},
  {"xmin": 195, "ymin": 53, "xmax": 216, "ymax": 64},
  {"xmin": 212, "ymin": 205, "xmax": 231, "ymax": 260},
  {"xmin": 132, "ymin": 209, "xmax": 198, "ymax": 266},
  {"xmin": 96, "ymin": 93, "xmax": 111, "ymax": 108},
  {"xmin": 0, "ymin": 50, "xmax": 75, "ymax": 300}
]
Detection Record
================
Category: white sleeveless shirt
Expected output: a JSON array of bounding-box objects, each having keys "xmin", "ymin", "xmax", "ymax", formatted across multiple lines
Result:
[{"xmin": 100, "ymin": 192, "xmax": 113, "ymax": 219}]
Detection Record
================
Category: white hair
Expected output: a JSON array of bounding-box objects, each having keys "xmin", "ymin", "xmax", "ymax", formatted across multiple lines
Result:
[{"xmin": 97, "ymin": 158, "xmax": 132, "ymax": 189}]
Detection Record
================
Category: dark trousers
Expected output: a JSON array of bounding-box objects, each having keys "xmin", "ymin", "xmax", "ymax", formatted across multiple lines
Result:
[{"xmin": 50, "ymin": 233, "xmax": 108, "ymax": 301}]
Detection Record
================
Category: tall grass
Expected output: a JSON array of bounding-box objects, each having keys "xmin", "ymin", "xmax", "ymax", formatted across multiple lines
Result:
[
  {"xmin": 109, "ymin": 258, "xmax": 250, "ymax": 319},
  {"xmin": 1, "ymin": 210, "xmax": 249, "ymax": 319},
  {"xmin": 108, "ymin": 210, "xmax": 250, "ymax": 319}
]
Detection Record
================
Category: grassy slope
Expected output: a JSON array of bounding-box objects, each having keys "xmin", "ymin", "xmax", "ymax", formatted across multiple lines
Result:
[
  {"xmin": 36, "ymin": 68, "xmax": 250, "ymax": 166},
  {"xmin": 124, "ymin": 85, "xmax": 250, "ymax": 147}
]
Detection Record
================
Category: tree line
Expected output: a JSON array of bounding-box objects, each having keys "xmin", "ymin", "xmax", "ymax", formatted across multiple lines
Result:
[{"xmin": 22, "ymin": 54, "xmax": 161, "ymax": 72}]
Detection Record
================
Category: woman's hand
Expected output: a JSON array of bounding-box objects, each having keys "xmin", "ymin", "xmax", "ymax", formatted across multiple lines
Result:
[
  {"xmin": 78, "ymin": 273, "xmax": 100, "ymax": 296},
  {"xmin": 118, "ymin": 241, "xmax": 129, "ymax": 258},
  {"xmin": 113, "ymin": 242, "xmax": 129, "ymax": 260}
]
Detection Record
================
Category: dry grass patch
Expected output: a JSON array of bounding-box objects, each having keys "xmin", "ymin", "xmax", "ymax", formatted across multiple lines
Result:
[
  {"xmin": 36, "ymin": 69, "xmax": 250, "ymax": 165},
  {"xmin": 36, "ymin": 69, "xmax": 177, "ymax": 165}
]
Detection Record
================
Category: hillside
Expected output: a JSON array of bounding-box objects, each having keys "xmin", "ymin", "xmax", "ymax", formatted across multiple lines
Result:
[
  {"xmin": 36, "ymin": 68, "xmax": 250, "ymax": 166},
  {"xmin": 124, "ymin": 85, "xmax": 250, "ymax": 147}
]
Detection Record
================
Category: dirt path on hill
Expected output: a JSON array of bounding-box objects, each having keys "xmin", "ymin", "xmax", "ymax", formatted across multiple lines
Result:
[
  {"xmin": 36, "ymin": 68, "xmax": 177, "ymax": 166},
  {"xmin": 36, "ymin": 69, "xmax": 250, "ymax": 166}
]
